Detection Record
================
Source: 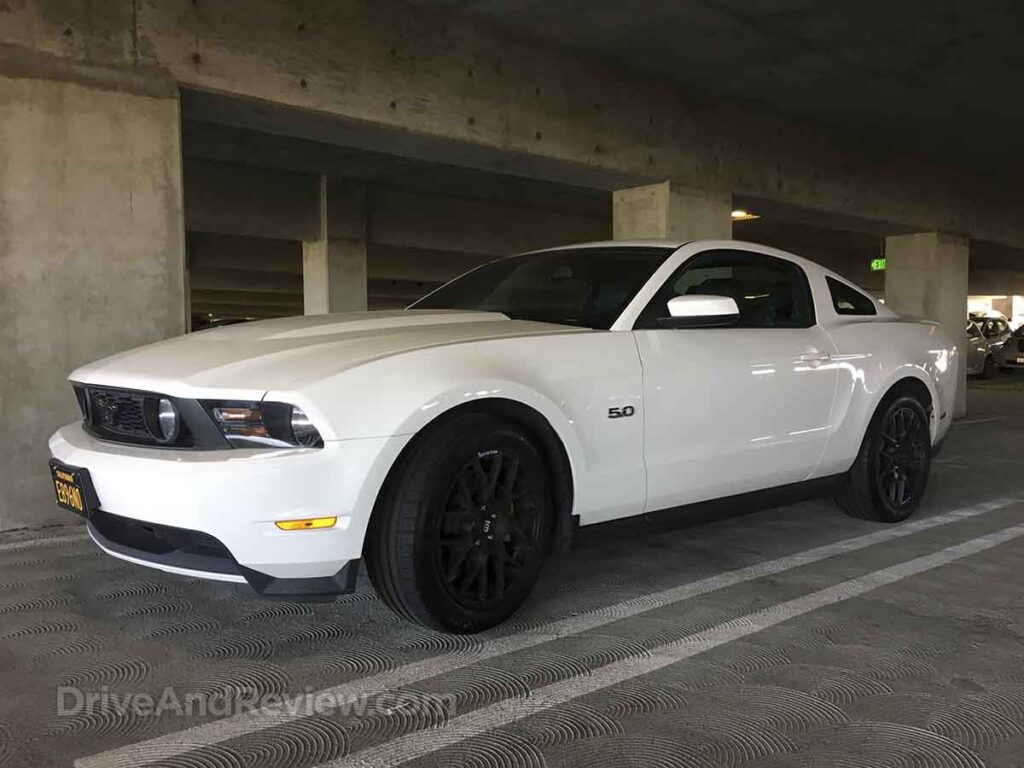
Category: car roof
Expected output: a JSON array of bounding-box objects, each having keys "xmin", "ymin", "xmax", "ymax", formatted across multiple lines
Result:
[
  {"xmin": 526, "ymin": 238, "xmax": 689, "ymax": 252},
  {"xmin": 527, "ymin": 239, "xmax": 831, "ymax": 277}
]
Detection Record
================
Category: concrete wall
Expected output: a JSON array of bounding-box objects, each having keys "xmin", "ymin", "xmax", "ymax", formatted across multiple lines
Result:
[{"xmin": 0, "ymin": 74, "xmax": 185, "ymax": 530}]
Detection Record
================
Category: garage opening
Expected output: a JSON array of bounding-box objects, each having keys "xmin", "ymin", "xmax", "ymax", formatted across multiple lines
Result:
[{"xmin": 180, "ymin": 92, "xmax": 612, "ymax": 329}]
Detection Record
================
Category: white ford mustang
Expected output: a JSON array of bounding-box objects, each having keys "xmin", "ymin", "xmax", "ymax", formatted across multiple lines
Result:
[{"xmin": 49, "ymin": 240, "xmax": 958, "ymax": 632}]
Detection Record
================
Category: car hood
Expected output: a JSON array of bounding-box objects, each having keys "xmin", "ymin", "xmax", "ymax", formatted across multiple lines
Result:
[{"xmin": 70, "ymin": 310, "xmax": 584, "ymax": 398}]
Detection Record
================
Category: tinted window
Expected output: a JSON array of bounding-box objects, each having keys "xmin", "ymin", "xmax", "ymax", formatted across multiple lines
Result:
[
  {"xmin": 412, "ymin": 247, "xmax": 671, "ymax": 330},
  {"xmin": 635, "ymin": 250, "xmax": 815, "ymax": 330},
  {"xmin": 967, "ymin": 322, "xmax": 982, "ymax": 340},
  {"xmin": 827, "ymin": 277, "xmax": 877, "ymax": 316}
]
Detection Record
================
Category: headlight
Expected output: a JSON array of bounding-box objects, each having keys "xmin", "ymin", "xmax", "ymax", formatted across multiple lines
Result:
[
  {"xmin": 156, "ymin": 398, "xmax": 180, "ymax": 443},
  {"xmin": 140, "ymin": 396, "xmax": 180, "ymax": 444},
  {"xmin": 202, "ymin": 401, "xmax": 323, "ymax": 449},
  {"xmin": 289, "ymin": 407, "xmax": 321, "ymax": 448}
]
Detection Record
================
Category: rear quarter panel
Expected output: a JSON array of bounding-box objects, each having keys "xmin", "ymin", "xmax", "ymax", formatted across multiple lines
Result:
[{"xmin": 815, "ymin": 318, "xmax": 958, "ymax": 477}]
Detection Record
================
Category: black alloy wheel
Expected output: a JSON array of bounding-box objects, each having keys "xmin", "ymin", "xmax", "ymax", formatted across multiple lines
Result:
[
  {"xmin": 366, "ymin": 413, "xmax": 555, "ymax": 632},
  {"xmin": 874, "ymin": 404, "xmax": 929, "ymax": 511},
  {"xmin": 433, "ymin": 448, "xmax": 546, "ymax": 611},
  {"xmin": 834, "ymin": 393, "xmax": 932, "ymax": 523}
]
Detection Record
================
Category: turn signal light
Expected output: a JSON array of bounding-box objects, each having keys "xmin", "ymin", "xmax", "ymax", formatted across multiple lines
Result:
[{"xmin": 275, "ymin": 516, "xmax": 337, "ymax": 531}]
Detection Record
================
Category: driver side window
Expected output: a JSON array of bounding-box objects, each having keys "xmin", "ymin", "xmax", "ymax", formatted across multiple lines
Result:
[{"xmin": 634, "ymin": 249, "xmax": 816, "ymax": 330}]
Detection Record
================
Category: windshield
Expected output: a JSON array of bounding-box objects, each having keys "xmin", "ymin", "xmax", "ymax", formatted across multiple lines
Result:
[{"xmin": 411, "ymin": 247, "xmax": 673, "ymax": 329}]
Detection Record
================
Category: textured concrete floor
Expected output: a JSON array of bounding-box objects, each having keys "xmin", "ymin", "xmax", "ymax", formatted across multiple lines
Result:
[{"xmin": 2, "ymin": 377, "xmax": 1023, "ymax": 768}]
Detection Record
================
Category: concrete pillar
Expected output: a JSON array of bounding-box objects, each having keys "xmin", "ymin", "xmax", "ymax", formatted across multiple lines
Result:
[
  {"xmin": 0, "ymin": 74, "xmax": 186, "ymax": 530},
  {"xmin": 303, "ymin": 176, "xmax": 368, "ymax": 314},
  {"xmin": 613, "ymin": 181, "xmax": 732, "ymax": 241},
  {"xmin": 885, "ymin": 232, "xmax": 969, "ymax": 417}
]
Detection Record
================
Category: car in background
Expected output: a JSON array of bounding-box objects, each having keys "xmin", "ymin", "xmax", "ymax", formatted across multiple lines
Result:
[
  {"xmin": 965, "ymin": 321, "xmax": 997, "ymax": 378},
  {"xmin": 993, "ymin": 325, "xmax": 1024, "ymax": 373},
  {"xmin": 49, "ymin": 240, "xmax": 959, "ymax": 632},
  {"xmin": 970, "ymin": 312, "xmax": 1013, "ymax": 351}
]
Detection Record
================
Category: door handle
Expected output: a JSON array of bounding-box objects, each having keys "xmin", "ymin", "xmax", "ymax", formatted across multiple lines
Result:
[{"xmin": 799, "ymin": 351, "xmax": 832, "ymax": 365}]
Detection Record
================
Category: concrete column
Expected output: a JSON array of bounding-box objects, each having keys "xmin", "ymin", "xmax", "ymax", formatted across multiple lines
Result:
[
  {"xmin": 613, "ymin": 181, "xmax": 732, "ymax": 241},
  {"xmin": 303, "ymin": 176, "xmax": 368, "ymax": 314},
  {"xmin": 0, "ymin": 74, "xmax": 186, "ymax": 530},
  {"xmin": 885, "ymin": 232, "xmax": 969, "ymax": 417}
]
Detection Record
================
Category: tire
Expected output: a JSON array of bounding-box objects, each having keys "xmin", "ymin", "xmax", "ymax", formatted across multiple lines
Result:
[
  {"xmin": 365, "ymin": 413, "xmax": 555, "ymax": 633},
  {"xmin": 982, "ymin": 356, "xmax": 997, "ymax": 379},
  {"xmin": 834, "ymin": 394, "xmax": 931, "ymax": 523}
]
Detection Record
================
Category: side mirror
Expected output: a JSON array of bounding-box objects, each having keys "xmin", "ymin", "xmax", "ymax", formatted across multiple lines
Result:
[{"xmin": 659, "ymin": 295, "xmax": 739, "ymax": 329}]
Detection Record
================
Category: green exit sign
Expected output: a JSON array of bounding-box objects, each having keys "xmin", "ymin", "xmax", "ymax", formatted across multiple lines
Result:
[{"xmin": 870, "ymin": 258, "xmax": 887, "ymax": 272}]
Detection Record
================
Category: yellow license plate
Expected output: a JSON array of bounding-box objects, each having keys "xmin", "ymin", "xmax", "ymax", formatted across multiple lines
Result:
[{"xmin": 49, "ymin": 461, "xmax": 95, "ymax": 518}]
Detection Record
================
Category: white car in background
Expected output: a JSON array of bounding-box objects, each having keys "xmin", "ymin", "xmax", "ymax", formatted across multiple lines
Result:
[{"xmin": 49, "ymin": 240, "xmax": 958, "ymax": 632}]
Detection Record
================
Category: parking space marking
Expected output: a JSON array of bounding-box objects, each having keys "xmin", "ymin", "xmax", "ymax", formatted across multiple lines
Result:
[
  {"xmin": 0, "ymin": 532, "xmax": 88, "ymax": 553},
  {"xmin": 76, "ymin": 496, "xmax": 1020, "ymax": 768},
  {"xmin": 325, "ymin": 520, "xmax": 1024, "ymax": 768}
]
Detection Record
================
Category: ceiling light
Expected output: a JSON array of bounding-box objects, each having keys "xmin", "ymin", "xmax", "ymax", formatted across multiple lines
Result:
[{"xmin": 731, "ymin": 209, "xmax": 760, "ymax": 221}]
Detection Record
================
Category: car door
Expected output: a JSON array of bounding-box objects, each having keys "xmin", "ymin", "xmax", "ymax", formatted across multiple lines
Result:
[
  {"xmin": 965, "ymin": 322, "xmax": 987, "ymax": 375},
  {"xmin": 632, "ymin": 248, "xmax": 839, "ymax": 511}
]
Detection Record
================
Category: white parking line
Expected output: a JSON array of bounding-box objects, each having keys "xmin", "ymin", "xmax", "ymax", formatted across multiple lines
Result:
[
  {"xmin": 326, "ymin": 520, "xmax": 1024, "ymax": 768},
  {"xmin": 0, "ymin": 532, "xmax": 88, "ymax": 553},
  {"xmin": 75, "ymin": 496, "xmax": 1020, "ymax": 768},
  {"xmin": 955, "ymin": 416, "xmax": 1006, "ymax": 425}
]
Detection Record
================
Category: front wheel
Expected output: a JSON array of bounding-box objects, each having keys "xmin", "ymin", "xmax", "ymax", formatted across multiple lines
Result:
[
  {"xmin": 834, "ymin": 395, "xmax": 931, "ymax": 523},
  {"xmin": 365, "ymin": 413, "xmax": 554, "ymax": 632}
]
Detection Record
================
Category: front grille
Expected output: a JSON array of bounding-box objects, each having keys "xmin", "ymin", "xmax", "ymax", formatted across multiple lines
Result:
[
  {"xmin": 88, "ymin": 390, "xmax": 149, "ymax": 439},
  {"xmin": 76, "ymin": 385, "xmax": 197, "ymax": 448}
]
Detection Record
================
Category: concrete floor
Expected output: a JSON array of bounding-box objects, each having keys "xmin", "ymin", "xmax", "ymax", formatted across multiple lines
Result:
[{"xmin": 2, "ymin": 376, "xmax": 1023, "ymax": 768}]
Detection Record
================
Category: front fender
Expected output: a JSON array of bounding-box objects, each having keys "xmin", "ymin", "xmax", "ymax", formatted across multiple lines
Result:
[
  {"xmin": 273, "ymin": 330, "xmax": 646, "ymax": 533},
  {"xmin": 391, "ymin": 378, "xmax": 587, "ymax": 481}
]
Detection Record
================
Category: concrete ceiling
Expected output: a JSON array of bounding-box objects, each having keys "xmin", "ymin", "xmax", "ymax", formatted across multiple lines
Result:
[
  {"xmin": 182, "ymin": 117, "xmax": 610, "ymax": 217},
  {"xmin": 412, "ymin": 0, "xmax": 1024, "ymax": 180}
]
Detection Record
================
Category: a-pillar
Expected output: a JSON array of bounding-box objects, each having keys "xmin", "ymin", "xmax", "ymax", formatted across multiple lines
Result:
[
  {"xmin": 884, "ymin": 232, "xmax": 969, "ymax": 417},
  {"xmin": 612, "ymin": 181, "xmax": 732, "ymax": 241},
  {"xmin": 303, "ymin": 176, "xmax": 368, "ymax": 314}
]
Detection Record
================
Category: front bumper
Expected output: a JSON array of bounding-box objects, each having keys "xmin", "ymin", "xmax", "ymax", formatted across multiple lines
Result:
[
  {"xmin": 86, "ymin": 511, "xmax": 358, "ymax": 597},
  {"xmin": 49, "ymin": 422, "xmax": 408, "ymax": 592}
]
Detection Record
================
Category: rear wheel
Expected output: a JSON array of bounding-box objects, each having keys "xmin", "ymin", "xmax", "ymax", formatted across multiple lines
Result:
[
  {"xmin": 834, "ymin": 394, "xmax": 931, "ymax": 523},
  {"xmin": 365, "ymin": 414, "xmax": 554, "ymax": 632}
]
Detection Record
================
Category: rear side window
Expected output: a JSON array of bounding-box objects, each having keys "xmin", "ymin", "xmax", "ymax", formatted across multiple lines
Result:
[{"xmin": 827, "ymin": 277, "xmax": 877, "ymax": 316}]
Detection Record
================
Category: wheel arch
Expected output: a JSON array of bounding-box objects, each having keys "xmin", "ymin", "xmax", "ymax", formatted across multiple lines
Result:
[
  {"xmin": 363, "ymin": 397, "xmax": 578, "ymax": 558},
  {"xmin": 861, "ymin": 371, "xmax": 937, "ymax": 450}
]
